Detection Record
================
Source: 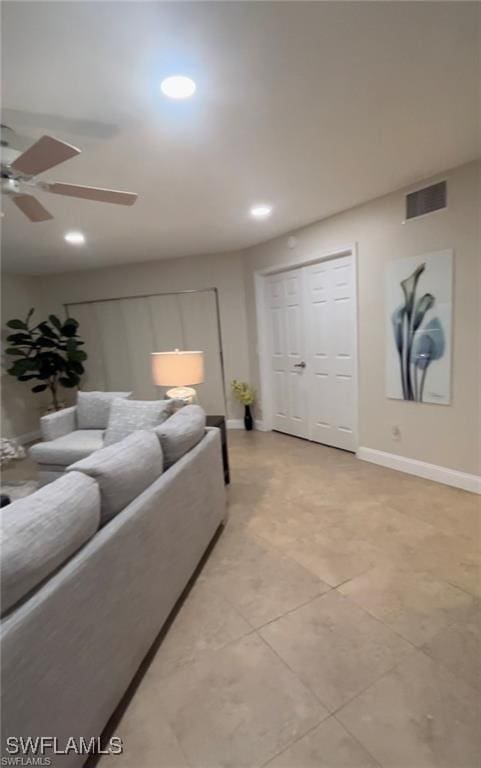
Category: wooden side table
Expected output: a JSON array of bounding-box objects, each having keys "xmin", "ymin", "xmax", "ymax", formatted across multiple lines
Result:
[{"xmin": 206, "ymin": 415, "xmax": 230, "ymax": 485}]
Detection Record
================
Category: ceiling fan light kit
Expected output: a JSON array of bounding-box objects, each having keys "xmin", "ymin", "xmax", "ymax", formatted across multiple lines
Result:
[{"xmin": 1, "ymin": 126, "xmax": 138, "ymax": 223}]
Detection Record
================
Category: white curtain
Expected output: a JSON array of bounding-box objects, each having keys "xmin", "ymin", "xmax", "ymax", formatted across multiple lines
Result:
[{"xmin": 67, "ymin": 290, "xmax": 225, "ymax": 415}]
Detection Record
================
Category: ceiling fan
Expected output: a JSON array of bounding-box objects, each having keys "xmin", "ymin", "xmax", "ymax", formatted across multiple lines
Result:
[{"xmin": 1, "ymin": 125, "xmax": 138, "ymax": 222}]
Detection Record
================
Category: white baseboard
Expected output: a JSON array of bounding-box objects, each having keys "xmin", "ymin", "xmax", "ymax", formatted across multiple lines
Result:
[
  {"xmin": 226, "ymin": 419, "xmax": 267, "ymax": 431},
  {"xmin": 357, "ymin": 447, "xmax": 481, "ymax": 494},
  {"xmin": 226, "ymin": 419, "xmax": 244, "ymax": 429},
  {"xmin": 14, "ymin": 430, "xmax": 41, "ymax": 446}
]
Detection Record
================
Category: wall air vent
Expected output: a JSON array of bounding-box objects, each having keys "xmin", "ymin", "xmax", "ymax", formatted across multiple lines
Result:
[{"xmin": 405, "ymin": 180, "xmax": 447, "ymax": 220}]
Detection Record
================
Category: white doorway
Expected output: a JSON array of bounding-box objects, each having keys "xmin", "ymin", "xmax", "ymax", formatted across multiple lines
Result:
[{"xmin": 257, "ymin": 246, "xmax": 358, "ymax": 452}]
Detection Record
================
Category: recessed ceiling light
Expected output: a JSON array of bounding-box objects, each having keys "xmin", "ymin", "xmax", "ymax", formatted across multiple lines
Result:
[
  {"xmin": 64, "ymin": 231, "xmax": 85, "ymax": 245},
  {"xmin": 250, "ymin": 204, "xmax": 273, "ymax": 219},
  {"xmin": 160, "ymin": 75, "xmax": 196, "ymax": 100}
]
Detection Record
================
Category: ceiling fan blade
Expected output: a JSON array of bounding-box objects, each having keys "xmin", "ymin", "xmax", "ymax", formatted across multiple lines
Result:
[
  {"xmin": 11, "ymin": 135, "xmax": 80, "ymax": 176},
  {"xmin": 11, "ymin": 194, "xmax": 53, "ymax": 222},
  {"xmin": 46, "ymin": 182, "xmax": 138, "ymax": 206}
]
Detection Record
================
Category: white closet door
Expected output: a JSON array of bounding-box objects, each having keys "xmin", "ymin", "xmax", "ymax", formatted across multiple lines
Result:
[
  {"xmin": 68, "ymin": 303, "xmax": 107, "ymax": 391},
  {"xmin": 179, "ymin": 291, "xmax": 225, "ymax": 415},
  {"xmin": 305, "ymin": 256, "xmax": 356, "ymax": 450},
  {"xmin": 148, "ymin": 294, "xmax": 184, "ymax": 352},
  {"xmin": 119, "ymin": 299, "xmax": 157, "ymax": 399},
  {"xmin": 266, "ymin": 269, "xmax": 308, "ymax": 438},
  {"xmin": 70, "ymin": 290, "xmax": 226, "ymax": 413},
  {"xmin": 94, "ymin": 301, "xmax": 134, "ymax": 392}
]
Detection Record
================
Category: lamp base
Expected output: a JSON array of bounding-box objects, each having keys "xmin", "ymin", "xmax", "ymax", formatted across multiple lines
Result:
[{"xmin": 166, "ymin": 386, "xmax": 197, "ymax": 405}]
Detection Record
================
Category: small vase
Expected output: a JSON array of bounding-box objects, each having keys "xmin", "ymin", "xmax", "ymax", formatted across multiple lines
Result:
[{"xmin": 244, "ymin": 404, "xmax": 253, "ymax": 431}]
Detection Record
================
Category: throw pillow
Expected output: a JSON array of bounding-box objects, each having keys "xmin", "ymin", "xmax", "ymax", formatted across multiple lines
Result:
[
  {"xmin": 67, "ymin": 430, "xmax": 163, "ymax": 525},
  {"xmin": 1, "ymin": 472, "xmax": 100, "ymax": 615},
  {"xmin": 77, "ymin": 391, "xmax": 131, "ymax": 429},
  {"xmin": 104, "ymin": 398, "xmax": 175, "ymax": 446},
  {"xmin": 154, "ymin": 404, "xmax": 206, "ymax": 468}
]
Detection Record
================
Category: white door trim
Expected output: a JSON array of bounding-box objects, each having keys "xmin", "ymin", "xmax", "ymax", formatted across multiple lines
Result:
[{"xmin": 255, "ymin": 243, "xmax": 359, "ymax": 448}]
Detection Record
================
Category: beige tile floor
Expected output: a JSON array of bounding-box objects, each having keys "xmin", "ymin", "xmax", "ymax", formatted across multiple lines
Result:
[
  {"xmin": 9, "ymin": 431, "xmax": 481, "ymax": 768},
  {"xmin": 96, "ymin": 431, "xmax": 481, "ymax": 768}
]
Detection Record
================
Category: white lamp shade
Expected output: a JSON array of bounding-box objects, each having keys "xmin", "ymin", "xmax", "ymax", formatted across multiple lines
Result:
[{"xmin": 151, "ymin": 350, "xmax": 204, "ymax": 387}]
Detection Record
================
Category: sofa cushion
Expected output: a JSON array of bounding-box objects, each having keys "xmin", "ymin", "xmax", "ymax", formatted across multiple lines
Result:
[
  {"xmin": 67, "ymin": 430, "xmax": 163, "ymax": 525},
  {"xmin": 30, "ymin": 429, "xmax": 104, "ymax": 466},
  {"xmin": 104, "ymin": 398, "xmax": 174, "ymax": 446},
  {"xmin": 0, "ymin": 472, "xmax": 100, "ymax": 615},
  {"xmin": 77, "ymin": 391, "xmax": 131, "ymax": 429},
  {"xmin": 154, "ymin": 404, "xmax": 206, "ymax": 469}
]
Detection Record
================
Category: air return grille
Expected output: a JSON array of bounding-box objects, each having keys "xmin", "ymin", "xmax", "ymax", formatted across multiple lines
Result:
[{"xmin": 406, "ymin": 181, "xmax": 447, "ymax": 220}]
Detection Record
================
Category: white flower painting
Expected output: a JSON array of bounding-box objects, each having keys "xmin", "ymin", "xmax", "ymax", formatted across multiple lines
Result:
[{"xmin": 386, "ymin": 250, "xmax": 453, "ymax": 405}]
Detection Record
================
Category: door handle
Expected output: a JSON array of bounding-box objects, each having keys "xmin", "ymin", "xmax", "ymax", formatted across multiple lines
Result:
[{"xmin": 294, "ymin": 361, "xmax": 306, "ymax": 368}]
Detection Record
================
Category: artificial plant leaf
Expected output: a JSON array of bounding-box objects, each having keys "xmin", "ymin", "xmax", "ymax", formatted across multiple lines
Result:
[
  {"xmin": 31, "ymin": 384, "xmax": 48, "ymax": 393},
  {"xmin": 49, "ymin": 314, "xmax": 63, "ymax": 330},
  {"xmin": 38, "ymin": 336, "xmax": 57, "ymax": 347},
  {"xmin": 9, "ymin": 358, "xmax": 34, "ymax": 375},
  {"xmin": 6, "ymin": 319, "xmax": 28, "ymax": 330},
  {"xmin": 61, "ymin": 319, "xmax": 79, "ymax": 337},
  {"xmin": 67, "ymin": 349, "xmax": 87, "ymax": 362},
  {"xmin": 5, "ymin": 348, "xmax": 26, "ymax": 356},
  {"xmin": 68, "ymin": 360, "xmax": 85, "ymax": 374},
  {"xmin": 27, "ymin": 308, "xmax": 35, "ymax": 320},
  {"xmin": 17, "ymin": 374, "xmax": 38, "ymax": 381},
  {"xmin": 6, "ymin": 332, "xmax": 32, "ymax": 344},
  {"xmin": 38, "ymin": 322, "xmax": 57, "ymax": 338}
]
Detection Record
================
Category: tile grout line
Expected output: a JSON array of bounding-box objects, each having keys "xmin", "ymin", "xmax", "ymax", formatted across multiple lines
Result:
[
  {"xmin": 257, "ymin": 592, "xmax": 424, "ymax": 721},
  {"xmin": 255, "ymin": 630, "xmax": 333, "ymax": 715},
  {"xmin": 335, "ymin": 574, "xmax": 480, "ymax": 649},
  {"xmin": 258, "ymin": 715, "xmax": 335, "ymax": 768},
  {"xmin": 251, "ymin": 587, "xmax": 335, "ymax": 631},
  {"xmin": 331, "ymin": 712, "xmax": 384, "ymax": 768}
]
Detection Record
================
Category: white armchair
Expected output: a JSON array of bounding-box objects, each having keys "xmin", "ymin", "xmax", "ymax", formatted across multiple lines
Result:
[
  {"xmin": 30, "ymin": 392, "xmax": 131, "ymax": 485},
  {"xmin": 40, "ymin": 406, "xmax": 77, "ymax": 442}
]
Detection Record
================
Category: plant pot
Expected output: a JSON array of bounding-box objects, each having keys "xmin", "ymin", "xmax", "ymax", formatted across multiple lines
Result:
[{"xmin": 244, "ymin": 404, "xmax": 253, "ymax": 431}]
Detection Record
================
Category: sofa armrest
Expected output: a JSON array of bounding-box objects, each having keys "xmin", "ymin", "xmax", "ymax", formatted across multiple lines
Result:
[{"xmin": 40, "ymin": 406, "xmax": 77, "ymax": 441}]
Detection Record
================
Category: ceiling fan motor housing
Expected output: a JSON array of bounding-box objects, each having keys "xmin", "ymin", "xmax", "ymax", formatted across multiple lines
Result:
[{"xmin": 1, "ymin": 177, "xmax": 21, "ymax": 196}]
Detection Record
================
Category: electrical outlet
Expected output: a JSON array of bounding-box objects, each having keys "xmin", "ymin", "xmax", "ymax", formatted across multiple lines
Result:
[{"xmin": 391, "ymin": 425, "xmax": 401, "ymax": 441}]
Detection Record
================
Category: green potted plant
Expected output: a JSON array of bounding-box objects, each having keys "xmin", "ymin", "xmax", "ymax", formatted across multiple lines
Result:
[
  {"xmin": 231, "ymin": 379, "xmax": 256, "ymax": 431},
  {"xmin": 4, "ymin": 309, "xmax": 87, "ymax": 411}
]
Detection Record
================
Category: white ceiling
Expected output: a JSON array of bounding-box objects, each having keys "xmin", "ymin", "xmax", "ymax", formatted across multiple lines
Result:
[{"xmin": 2, "ymin": 1, "xmax": 480, "ymax": 275}]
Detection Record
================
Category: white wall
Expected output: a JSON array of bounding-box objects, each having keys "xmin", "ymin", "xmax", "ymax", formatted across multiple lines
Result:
[
  {"xmin": 1, "ymin": 274, "xmax": 50, "ymax": 439},
  {"xmin": 242, "ymin": 160, "xmax": 480, "ymax": 475},
  {"xmin": 35, "ymin": 250, "xmax": 251, "ymax": 420}
]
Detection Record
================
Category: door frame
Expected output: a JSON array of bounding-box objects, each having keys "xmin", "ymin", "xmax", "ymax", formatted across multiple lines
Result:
[{"xmin": 254, "ymin": 243, "xmax": 359, "ymax": 450}]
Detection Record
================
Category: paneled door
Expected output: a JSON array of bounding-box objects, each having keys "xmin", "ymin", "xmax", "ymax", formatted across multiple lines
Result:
[
  {"xmin": 266, "ymin": 268, "xmax": 308, "ymax": 438},
  {"xmin": 265, "ymin": 255, "xmax": 357, "ymax": 451},
  {"xmin": 304, "ymin": 256, "xmax": 356, "ymax": 451}
]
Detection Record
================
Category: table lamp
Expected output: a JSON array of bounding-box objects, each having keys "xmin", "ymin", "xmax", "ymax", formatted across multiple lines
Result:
[{"xmin": 151, "ymin": 349, "xmax": 204, "ymax": 404}]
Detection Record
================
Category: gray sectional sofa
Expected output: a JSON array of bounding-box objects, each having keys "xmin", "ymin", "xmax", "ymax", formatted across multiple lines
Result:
[{"xmin": 1, "ymin": 406, "xmax": 226, "ymax": 767}]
